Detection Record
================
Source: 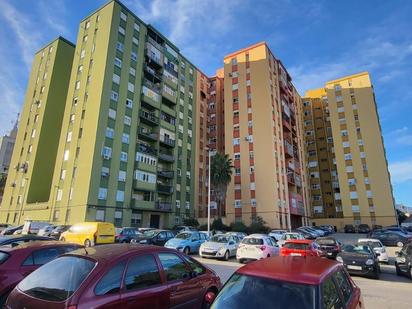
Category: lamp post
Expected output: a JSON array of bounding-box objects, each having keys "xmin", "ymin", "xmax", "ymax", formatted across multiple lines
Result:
[
  {"xmin": 206, "ymin": 148, "xmax": 212, "ymax": 236},
  {"xmin": 286, "ymin": 171, "xmax": 294, "ymax": 232}
]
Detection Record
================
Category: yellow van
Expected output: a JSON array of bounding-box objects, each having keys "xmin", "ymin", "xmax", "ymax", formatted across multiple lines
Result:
[{"xmin": 60, "ymin": 222, "xmax": 115, "ymax": 247}]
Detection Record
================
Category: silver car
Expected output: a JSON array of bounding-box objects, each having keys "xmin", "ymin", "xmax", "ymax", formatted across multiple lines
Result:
[
  {"xmin": 276, "ymin": 232, "xmax": 305, "ymax": 247},
  {"xmin": 199, "ymin": 234, "xmax": 239, "ymax": 260}
]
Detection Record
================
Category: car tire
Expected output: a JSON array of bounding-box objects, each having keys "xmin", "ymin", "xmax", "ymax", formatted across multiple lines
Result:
[
  {"xmin": 237, "ymin": 259, "xmax": 243, "ymax": 264},
  {"xmin": 409, "ymin": 267, "xmax": 412, "ymax": 280},
  {"xmin": 202, "ymin": 288, "xmax": 217, "ymax": 309},
  {"xmin": 395, "ymin": 264, "xmax": 403, "ymax": 276},
  {"xmin": 372, "ymin": 269, "xmax": 380, "ymax": 280},
  {"xmin": 223, "ymin": 250, "xmax": 230, "ymax": 261},
  {"xmin": 397, "ymin": 241, "xmax": 404, "ymax": 248},
  {"xmin": 84, "ymin": 239, "xmax": 92, "ymax": 247},
  {"xmin": 183, "ymin": 247, "xmax": 190, "ymax": 255}
]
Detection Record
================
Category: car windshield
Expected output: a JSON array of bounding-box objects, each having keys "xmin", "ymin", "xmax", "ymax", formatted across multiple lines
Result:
[
  {"xmin": 176, "ymin": 232, "xmax": 192, "ymax": 240},
  {"xmin": 210, "ymin": 235, "xmax": 229, "ymax": 243},
  {"xmin": 316, "ymin": 239, "xmax": 336, "ymax": 245},
  {"xmin": 283, "ymin": 234, "xmax": 301, "ymax": 240},
  {"xmin": 284, "ymin": 242, "xmax": 309, "ymax": 250},
  {"xmin": 143, "ymin": 230, "xmax": 158, "ymax": 237},
  {"xmin": 18, "ymin": 256, "xmax": 95, "ymax": 301},
  {"xmin": 342, "ymin": 244, "xmax": 371, "ymax": 254},
  {"xmin": 211, "ymin": 273, "xmax": 315, "ymax": 309},
  {"xmin": 242, "ymin": 238, "xmax": 263, "ymax": 245},
  {"xmin": 358, "ymin": 241, "xmax": 381, "ymax": 249}
]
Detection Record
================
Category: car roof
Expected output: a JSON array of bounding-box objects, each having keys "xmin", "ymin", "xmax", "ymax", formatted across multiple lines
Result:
[
  {"xmin": 246, "ymin": 234, "xmax": 268, "ymax": 239},
  {"xmin": 358, "ymin": 238, "xmax": 381, "ymax": 243},
  {"xmin": 0, "ymin": 235, "xmax": 49, "ymax": 241},
  {"xmin": 237, "ymin": 256, "xmax": 340, "ymax": 285},
  {"xmin": 0, "ymin": 240, "xmax": 78, "ymax": 252},
  {"xmin": 66, "ymin": 244, "xmax": 175, "ymax": 262},
  {"xmin": 285, "ymin": 239, "xmax": 313, "ymax": 244}
]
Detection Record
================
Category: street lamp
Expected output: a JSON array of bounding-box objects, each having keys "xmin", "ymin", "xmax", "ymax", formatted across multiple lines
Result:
[
  {"xmin": 205, "ymin": 147, "xmax": 215, "ymax": 236},
  {"xmin": 286, "ymin": 171, "xmax": 294, "ymax": 232}
]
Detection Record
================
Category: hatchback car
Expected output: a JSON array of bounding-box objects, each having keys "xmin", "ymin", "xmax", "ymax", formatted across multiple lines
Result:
[
  {"xmin": 357, "ymin": 224, "xmax": 370, "ymax": 234},
  {"xmin": 368, "ymin": 230, "xmax": 412, "ymax": 247},
  {"xmin": 5, "ymin": 244, "xmax": 221, "ymax": 309},
  {"xmin": 395, "ymin": 241, "xmax": 412, "ymax": 279},
  {"xmin": 165, "ymin": 231, "xmax": 207, "ymax": 254},
  {"xmin": 199, "ymin": 234, "xmax": 239, "ymax": 260},
  {"xmin": 315, "ymin": 237, "xmax": 341, "ymax": 259},
  {"xmin": 0, "ymin": 235, "xmax": 53, "ymax": 248},
  {"xmin": 236, "ymin": 234, "xmax": 279, "ymax": 263},
  {"xmin": 280, "ymin": 239, "xmax": 324, "ymax": 257},
  {"xmin": 336, "ymin": 244, "xmax": 380, "ymax": 279},
  {"xmin": 131, "ymin": 229, "xmax": 175, "ymax": 246},
  {"xmin": 344, "ymin": 225, "xmax": 356, "ymax": 233},
  {"xmin": 276, "ymin": 232, "xmax": 305, "ymax": 247},
  {"xmin": 115, "ymin": 227, "xmax": 141, "ymax": 243},
  {"xmin": 211, "ymin": 256, "xmax": 363, "ymax": 309},
  {"xmin": 268, "ymin": 230, "xmax": 286, "ymax": 241},
  {"xmin": 358, "ymin": 238, "xmax": 389, "ymax": 263},
  {"xmin": 0, "ymin": 241, "xmax": 81, "ymax": 306}
]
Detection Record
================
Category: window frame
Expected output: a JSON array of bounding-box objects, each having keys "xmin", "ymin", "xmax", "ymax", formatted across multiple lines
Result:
[{"xmin": 123, "ymin": 254, "xmax": 163, "ymax": 292}]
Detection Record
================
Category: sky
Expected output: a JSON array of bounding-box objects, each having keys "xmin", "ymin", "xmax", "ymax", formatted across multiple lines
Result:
[{"xmin": 0, "ymin": 0, "xmax": 411, "ymax": 205}]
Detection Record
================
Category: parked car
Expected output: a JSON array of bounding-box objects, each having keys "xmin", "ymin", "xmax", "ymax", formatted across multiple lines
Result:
[
  {"xmin": 225, "ymin": 231, "xmax": 247, "ymax": 240},
  {"xmin": 211, "ymin": 256, "xmax": 363, "ymax": 309},
  {"xmin": 276, "ymin": 232, "xmax": 305, "ymax": 247},
  {"xmin": 164, "ymin": 231, "xmax": 207, "ymax": 254},
  {"xmin": 307, "ymin": 226, "xmax": 326, "ymax": 237},
  {"xmin": 21, "ymin": 221, "xmax": 50, "ymax": 235},
  {"xmin": 344, "ymin": 224, "xmax": 356, "ymax": 233},
  {"xmin": 115, "ymin": 227, "xmax": 141, "ymax": 243},
  {"xmin": 382, "ymin": 226, "xmax": 411, "ymax": 235},
  {"xmin": 60, "ymin": 222, "xmax": 115, "ymax": 247},
  {"xmin": 280, "ymin": 239, "xmax": 324, "ymax": 257},
  {"xmin": 336, "ymin": 244, "xmax": 380, "ymax": 279},
  {"xmin": 268, "ymin": 229, "xmax": 287, "ymax": 241},
  {"xmin": 37, "ymin": 225, "xmax": 55, "ymax": 236},
  {"xmin": 297, "ymin": 227, "xmax": 321, "ymax": 238},
  {"xmin": 5, "ymin": 244, "xmax": 221, "ymax": 309},
  {"xmin": 131, "ymin": 229, "xmax": 175, "ymax": 246},
  {"xmin": 0, "ymin": 225, "xmax": 23, "ymax": 236},
  {"xmin": 372, "ymin": 224, "xmax": 383, "ymax": 231},
  {"xmin": 0, "ymin": 241, "xmax": 81, "ymax": 306},
  {"xmin": 137, "ymin": 227, "xmax": 156, "ymax": 233},
  {"xmin": 236, "ymin": 234, "xmax": 279, "ymax": 263},
  {"xmin": 200, "ymin": 234, "xmax": 239, "ymax": 260},
  {"xmin": 49, "ymin": 225, "xmax": 71, "ymax": 240},
  {"xmin": 395, "ymin": 241, "xmax": 412, "ymax": 279},
  {"xmin": 315, "ymin": 237, "xmax": 341, "ymax": 259},
  {"xmin": 173, "ymin": 225, "xmax": 198, "ymax": 234},
  {"xmin": 358, "ymin": 238, "xmax": 389, "ymax": 263},
  {"xmin": 369, "ymin": 230, "xmax": 412, "ymax": 247},
  {"xmin": 0, "ymin": 235, "xmax": 53, "ymax": 248},
  {"xmin": 317, "ymin": 225, "xmax": 333, "ymax": 235},
  {"xmin": 296, "ymin": 228, "xmax": 317, "ymax": 240},
  {"xmin": 357, "ymin": 224, "xmax": 371, "ymax": 234}
]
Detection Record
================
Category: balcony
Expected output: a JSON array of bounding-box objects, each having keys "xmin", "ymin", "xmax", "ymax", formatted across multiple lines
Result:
[
  {"xmin": 139, "ymin": 110, "xmax": 159, "ymax": 126},
  {"xmin": 157, "ymin": 170, "xmax": 174, "ymax": 178},
  {"xmin": 144, "ymin": 64, "xmax": 162, "ymax": 83},
  {"xmin": 287, "ymin": 170, "xmax": 295, "ymax": 185},
  {"xmin": 145, "ymin": 42, "xmax": 163, "ymax": 69},
  {"xmin": 295, "ymin": 175, "xmax": 302, "ymax": 187},
  {"xmin": 137, "ymin": 143, "xmax": 157, "ymax": 156},
  {"xmin": 163, "ymin": 70, "xmax": 178, "ymax": 89},
  {"xmin": 284, "ymin": 140, "xmax": 294, "ymax": 158},
  {"xmin": 161, "ymin": 104, "xmax": 176, "ymax": 118},
  {"xmin": 131, "ymin": 199, "xmax": 155, "ymax": 210},
  {"xmin": 160, "ymin": 136, "xmax": 175, "ymax": 148},
  {"xmin": 157, "ymin": 183, "xmax": 174, "ymax": 195},
  {"xmin": 159, "ymin": 151, "xmax": 175, "ymax": 162},
  {"xmin": 155, "ymin": 201, "xmax": 172, "ymax": 212},
  {"xmin": 282, "ymin": 118, "xmax": 291, "ymax": 131},
  {"xmin": 141, "ymin": 80, "xmax": 161, "ymax": 109},
  {"xmin": 162, "ymin": 87, "xmax": 177, "ymax": 105},
  {"xmin": 138, "ymin": 127, "xmax": 158, "ymax": 141},
  {"xmin": 137, "ymin": 161, "xmax": 157, "ymax": 173},
  {"xmin": 133, "ymin": 180, "xmax": 156, "ymax": 192}
]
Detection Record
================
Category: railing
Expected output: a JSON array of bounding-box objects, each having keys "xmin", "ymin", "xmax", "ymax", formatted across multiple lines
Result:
[
  {"xmin": 155, "ymin": 201, "xmax": 172, "ymax": 212},
  {"xmin": 143, "ymin": 78, "xmax": 161, "ymax": 93},
  {"xmin": 157, "ymin": 183, "xmax": 173, "ymax": 194},
  {"xmin": 140, "ymin": 110, "xmax": 159, "ymax": 124},
  {"xmin": 138, "ymin": 127, "xmax": 158, "ymax": 140},
  {"xmin": 147, "ymin": 36, "xmax": 164, "ymax": 52},
  {"xmin": 284, "ymin": 140, "xmax": 294, "ymax": 157},
  {"xmin": 137, "ymin": 144, "xmax": 157, "ymax": 156},
  {"xmin": 157, "ymin": 170, "xmax": 174, "ymax": 178},
  {"xmin": 160, "ymin": 136, "xmax": 175, "ymax": 147},
  {"xmin": 158, "ymin": 151, "xmax": 175, "ymax": 162},
  {"xmin": 144, "ymin": 64, "xmax": 162, "ymax": 81}
]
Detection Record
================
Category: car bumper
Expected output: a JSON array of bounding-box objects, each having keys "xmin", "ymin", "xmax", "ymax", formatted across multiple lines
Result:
[
  {"xmin": 344, "ymin": 264, "xmax": 377, "ymax": 277},
  {"xmin": 164, "ymin": 245, "xmax": 184, "ymax": 252},
  {"xmin": 395, "ymin": 261, "xmax": 410, "ymax": 275},
  {"xmin": 200, "ymin": 249, "xmax": 227, "ymax": 258},
  {"xmin": 237, "ymin": 251, "xmax": 264, "ymax": 261},
  {"xmin": 324, "ymin": 250, "xmax": 339, "ymax": 259}
]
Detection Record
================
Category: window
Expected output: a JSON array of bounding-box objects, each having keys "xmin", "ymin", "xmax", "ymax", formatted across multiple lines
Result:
[
  {"xmin": 75, "ymin": 81, "xmax": 81, "ymax": 90},
  {"xmin": 322, "ymin": 277, "xmax": 343, "ymax": 309},
  {"xmin": 95, "ymin": 261, "xmax": 125, "ymax": 296},
  {"xmin": 112, "ymin": 74, "xmax": 120, "ymax": 84},
  {"xmin": 98, "ymin": 188, "xmax": 107, "ymax": 200},
  {"xmin": 234, "ymin": 153, "xmax": 240, "ymax": 160},
  {"xmin": 114, "ymin": 57, "xmax": 122, "ymax": 68},
  {"xmin": 342, "ymin": 141, "xmax": 350, "ymax": 148},
  {"xmin": 134, "ymin": 23, "xmax": 140, "ymax": 31},
  {"xmin": 130, "ymin": 67, "xmax": 136, "ymax": 76},
  {"xmin": 111, "ymin": 91, "xmax": 118, "ymax": 102},
  {"xmin": 118, "ymin": 26, "xmax": 125, "ymax": 35},
  {"xmin": 232, "ymin": 84, "xmax": 238, "ymax": 90},
  {"xmin": 128, "ymin": 82, "xmax": 135, "ymax": 93},
  {"xmin": 80, "ymin": 49, "xmax": 85, "ymax": 58},
  {"xmin": 350, "ymin": 191, "xmax": 358, "ymax": 199},
  {"xmin": 131, "ymin": 52, "xmax": 137, "ymax": 61},
  {"xmin": 337, "ymin": 107, "xmax": 345, "ymax": 113},
  {"xmin": 346, "ymin": 166, "xmax": 353, "ymax": 173},
  {"xmin": 116, "ymin": 42, "xmax": 124, "ymax": 52},
  {"xmin": 118, "ymin": 170, "xmax": 126, "ymax": 182},
  {"xmin": 126, "ymin": 99, "xmax": 133, "ymax": 108},
  {"xmin": 233, "ymin": 138, "xmax": 240, "ymax": 145},
  {"xmin": 63, "ymin": 150, "xmax": 70, "ymax": 161},
  {"xmin": 344, "ymin": 154, "xmax": 352, "ymax": 161},
  {"xmin": 124, "ymin": 115, "xmax": 131, "ymax": 126},
  {"xmin": 26, "ymin": 248, "xmax": 60, "ymax": 266},
  {"xmin": 124, "ymin": 255, "xmax": 161, "ymax": 290},
  {"xmin": 341, "ymin": 130, "xmax": 348, "ymax": 137},
  {"xmin": 348, "ymin": 179, "xmax": 356, "ymax": 186},
  {"xmin": 158, "ymin": 253, "xmax": 190, "ymax": 282},
  {"xmin": 235, "ymin": 200, "xmax": 241, "ymax": 208},
  {"xmin": 106, "ymin": 127, "xmax": 114, "ymax": 138},
  {"xmin": 358, "ymin": 139, "xmax": 364, "ymax": 146},
  {"xmin": 101, "ymin": 166, "xmax": 109, "ymax": 177},
  {"xmin": 102, "ymin": 146, "xmax": 112, "ymax": 159},
  {"xmin": 116, "ymin": 190, "xmax": 125, "ymax": 202},
  {"xmin": 120, "ymin": 152, "xmax": 128, "ymax": 162},
  {"xmin": 367, "ymin": 190, "xmax": 373, "ymax": 198},
  {"xmin": 108, "ymin": 109, "xmax": 116, "ymax": 119},
  {"xmin": 122, "ymin": 133, "xmax": 129, "ymax": 144}
]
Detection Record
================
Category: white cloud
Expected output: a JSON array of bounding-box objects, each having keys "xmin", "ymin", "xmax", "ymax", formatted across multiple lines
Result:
[{"xmin": 389, "ymin": 158, "xmax": 412, "ymax": 184}]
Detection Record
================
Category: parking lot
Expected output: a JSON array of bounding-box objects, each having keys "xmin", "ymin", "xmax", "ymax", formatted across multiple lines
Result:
[{"xmin": 194, "ymin": 233, "xmax": 412, "ymax": 309}]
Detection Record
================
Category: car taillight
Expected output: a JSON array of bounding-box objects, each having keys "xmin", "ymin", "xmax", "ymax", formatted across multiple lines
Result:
[
  {"xmin": 67, "ymin": 306, "xmax": 77, "ymax": 309},
  {"xmin": 259, "ymin": 246, "xmax": 266, "ymax": 251}
]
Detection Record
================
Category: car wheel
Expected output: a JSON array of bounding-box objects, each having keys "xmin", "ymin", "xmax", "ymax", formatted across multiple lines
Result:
[
  {"xmin": 372, "ymin": 268, "xmax": 380, "ymax": 280},
  {"xmin": 202, "ymin": 289, "xmax": 217, "ymax": 309},
  {"xmin": 84, "ymin": 239, "xmax": 92, "ymax": 247},
  {"xmin": 223, "ymin": 250, "xmax": 230, "ymax": 261},
  {"xmin": 397, "ymin": 241, "xmax": 404, "ymax": 248},
  {"xmin": 183, "ymin": 247, "xmax": 190, "ymax": 255},
  {"xmin": 395, "ymin": 264, "xmax": 403, "ymax": 276},
  {"xmin": 409, "ymin": 266, "xmax": 412, "ymax": 280}
]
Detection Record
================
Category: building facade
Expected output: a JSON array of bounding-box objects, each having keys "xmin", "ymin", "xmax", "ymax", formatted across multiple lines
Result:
[
  {"xmin": 222, "ymin": 42, "xmax": 310, "ymax": 228},
  {"xmin": 303, "ymin": 72, "xmax": 397, "ymax": 228},
  {"xmin": 0, "ymin": 119, "xmax": 18, "ymax": 175},
  {"xmin": 0, "ymin": 0, "xmax": 199, "ymax": 228}
]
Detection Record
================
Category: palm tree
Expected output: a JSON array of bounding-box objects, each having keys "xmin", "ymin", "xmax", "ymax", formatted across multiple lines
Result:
[{"xmin": 211, "ymin": 153, "xmax": 233, "ymax": 218}]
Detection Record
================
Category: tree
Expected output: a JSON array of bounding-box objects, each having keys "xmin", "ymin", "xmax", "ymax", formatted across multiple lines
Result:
[
  {"xmin": 183, "ymin": 217, "xmax": 199, "ymax": 227},
  {"xmin": 211, "ymin": 153, "xmax": 233, "ymax": 218},
  {"xmin": 248, "ymin": 216, "xmax": 270, "ymax": 234},
  {"xmin": 397, "ymin": 209, "xmax": 407, "ymax": 224},
  {"xmin": 230, "ymin": 221, "xmax": 248, "ymax": 233},
  {"xmin": 211, "ymin": 218, "xmax": 229, "ymax": 231}
]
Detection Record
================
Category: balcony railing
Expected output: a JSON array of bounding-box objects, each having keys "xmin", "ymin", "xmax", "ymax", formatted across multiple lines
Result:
[
  {"xmin": 157, "ymin": 170, "xmax": 174, "ymax": 178},
  {"xmin": 284, "ymin": 140, "xmax": 294, "ymax": 157},
  {"xmin": 160, "ymin": 136, "xmax": 175, "ymax": 147},
  {"xmin": 155, "ymin": 201, "xmax": 172, "ymax": 212},
  {"xmin": 287, "ymin": 170, "xmax": 295, "ymax": 185},
  {"xmin": 139, "ymin": 110, "xmax": 159, "ymax": 125},
  {"xmin": 138, "ymin": 127, "xmax": 158, "ymax": 141},
  {"xmin": 144, "ymin": 64, "xmax": 162, "ymax": 82},
  {"xmin": 143, "ymin": 78, "xmax": 161, "ymax": 93},
  {"xmin": 158, "ymin": 151, "xmax": 175, "ymax": 162},
  {"xmin": 137, "ymin": 144, "xmax": 157, "ymax": 156},
  {"xmin": 157, "ymin": 183, "xmax": 173, "ymax": 195}
]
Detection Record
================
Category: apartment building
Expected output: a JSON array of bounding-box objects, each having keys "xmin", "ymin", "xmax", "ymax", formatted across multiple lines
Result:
[
  {"xmin": 0, "ymin": 0, "xmax": 198, "ymax": 228},
  {"xmin": 303, "ymin": 72, "xmax": 397, "ymax": 228},
  {"xmin": 223, "ymin": 42, "xmax": 310, "ymax": 228},
  {"xmin": 0, "ymin": 118, "xmax": 18, "ymax": 175},
  {"xmin": 0, "ymin": 38, "xmax": 75, "ymax": 224}
]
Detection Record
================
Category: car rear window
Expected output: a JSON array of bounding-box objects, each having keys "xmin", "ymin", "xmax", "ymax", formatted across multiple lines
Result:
[
  {"xmin": 284, "ymin": 242, "xmax": 309, "ymax": 250},
  {"xmin": 316, "ymin": 239, "xmax": 336, "ymax": 245},
  {"xmin": 18, "ymin": 256, "xmax": 95, "ymax": 301},
  {"xmin": 0, "ymin": 251, "xmax": 10, "ymax": 264},
  {"xmin": 242, "ymin": 238, "xmax": 264, "ymax": 245},
  {"xmin": 211, "ymin": 273, "xmax": 315, "ymax": 309}
]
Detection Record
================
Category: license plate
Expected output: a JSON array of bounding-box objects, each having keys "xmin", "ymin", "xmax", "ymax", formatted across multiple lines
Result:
[
  {"xmin": 204, "ymin": 249, "xmax": 213, "ymax": 252},
  {"xmin": 347, "ymin": 265, "xmax": 362, "ymax": 270},
  {"xmin": 290, "ymin": 253, "xmax": 302, "ymax": 256},
  {"xmin": 327, "ymin": 252, "xmax": 333, "ymax": 256}
]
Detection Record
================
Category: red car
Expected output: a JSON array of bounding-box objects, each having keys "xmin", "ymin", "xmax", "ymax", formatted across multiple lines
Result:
[
  {"xmin": 211, "ymin": 256, "xmax": 364, "ymax": 309},
  {"xmin": 6, "ymin": 244, "xmax": 221, "ymax": 309},
  {"xmin": 0, "ymin": 241, "xmax": 81, "ymax": 306},
  {"xmin": 280, "ymin": 239, "xmax": 325, "ymax": 257}
]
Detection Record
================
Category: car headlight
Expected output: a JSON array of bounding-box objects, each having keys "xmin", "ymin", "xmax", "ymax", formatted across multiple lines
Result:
[
  {"xmin": 218, "ymin": 247, "xmax": 226, "ymax": 253},
  {"xmin": 139, "ymin": 240, "xmax": 148, "ymax": 244},
  {"xmin": 336, "ymin": 256, "xmax": 343, "ymax": 263},
  {"xmin": 365, "ymin": 259, "xmax": 374, "ymax": 265}
]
